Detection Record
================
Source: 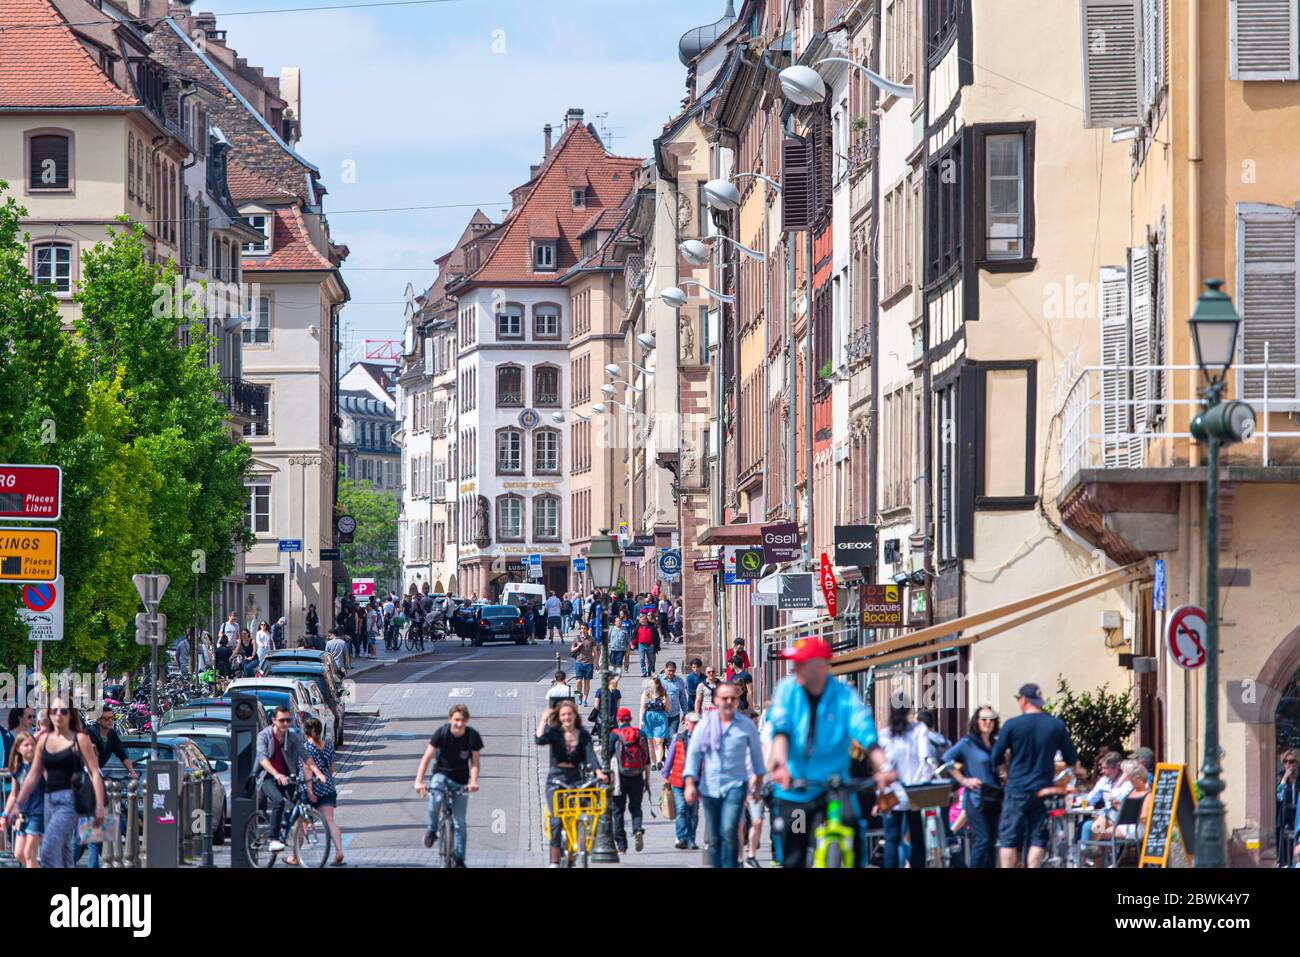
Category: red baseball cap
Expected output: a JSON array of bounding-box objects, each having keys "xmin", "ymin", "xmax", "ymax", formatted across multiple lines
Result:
[
  {"xmin": 616, "ymin": 707, "xmax": 633, "ymax": 721},
  {"xmin": 780, "ymin": 637, "xmax": 834, "ymax": 662}
]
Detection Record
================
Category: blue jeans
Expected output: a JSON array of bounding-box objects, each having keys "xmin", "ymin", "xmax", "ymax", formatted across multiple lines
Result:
[
  {"xmin": 965, "ymin": 798, "xmax": 999, "ymax": 868},
  {"xmin": 701, "ymin": 785, "xmax": 746, "ymax": 868},
  {"xmin": 672, "ymin": 786, "xmax": 698, "ymax": 845},
  {"xmin": 561, "ymin": 614, "xmax": 572, "ymax": 633},
  {"xmin": 639, "ymin": 645, "xmax": 655, "ymax": 674},
  {"xmin": 427, "ymin": 773, "xmax": 469, "ymax": 862},
  {"xmin": 884, "ymin": 809, "xmax": 926, "ymax": 869},
  {"xmin": 40, "ymin": 789, "xmax": 77, "ymax": 868}
]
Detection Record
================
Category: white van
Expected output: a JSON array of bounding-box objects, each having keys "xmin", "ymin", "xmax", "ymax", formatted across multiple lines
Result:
[{"xmin": 501, "ymin": 582, "xmax": 546, "ymax": 609}]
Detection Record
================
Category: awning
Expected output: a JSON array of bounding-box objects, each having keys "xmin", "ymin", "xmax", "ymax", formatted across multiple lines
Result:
[
  {"xmin": 697, "ymin": 522, "xmax": 765, "ymax": 545},
  {"xmin": 829, "ymin": 561, "xmax": 1150, "ymax": 676}
]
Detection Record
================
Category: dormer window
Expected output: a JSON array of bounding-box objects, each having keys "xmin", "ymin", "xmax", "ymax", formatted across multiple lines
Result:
[
  {"xmin": 241, "ymin": 212, "xmax": 270, "ymax": 254},
  {"xmin": 534, "ymin": 241, "xmax": 556, "ymax": 271},
  {"xmin": 572, "ymin": 188, "xmax": 586, "ymax": 209}
]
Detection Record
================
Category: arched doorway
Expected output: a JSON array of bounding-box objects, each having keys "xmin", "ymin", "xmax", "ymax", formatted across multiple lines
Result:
[
  {"xmin": 434, "ymin": 579, "xmax": 445, "ymax": 593},
  {"xmin": 1246, "ymin": 622, "xmax": 1300, "ymax": 865},
  {"xmin": 448, "ymin": 574, "xmax": 458, "ymax": 596}
]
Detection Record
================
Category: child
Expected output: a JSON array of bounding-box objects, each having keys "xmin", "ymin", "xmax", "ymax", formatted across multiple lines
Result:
[{"xmin": 1, "ymin": 731, "xmax": 43, "ymax": 867}]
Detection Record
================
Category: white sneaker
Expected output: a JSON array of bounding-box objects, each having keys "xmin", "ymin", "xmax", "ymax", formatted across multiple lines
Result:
[{"xmin": 269, "ymin": 840, "xmax": 286, "ymax": 853}]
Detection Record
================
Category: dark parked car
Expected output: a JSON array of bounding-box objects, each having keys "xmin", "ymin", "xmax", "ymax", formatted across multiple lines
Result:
[
  {"xmin": 262, "ymin": 648, "xmax": 342, "ymax": 685},
  {"xmin": 104, "ymin": 735, "xmax": 228, "ymax": 844},
  {"xmin": 471, "ymin": 604, "xmax": 529, "ymax": 646},
  {"xmin": 261, "ymin": 660, "xmax": 347, "ymax": 745}
]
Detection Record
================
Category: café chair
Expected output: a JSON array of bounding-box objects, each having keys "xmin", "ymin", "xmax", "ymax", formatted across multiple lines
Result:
[{"xmin": 1078, "ymin": 795, "xmax": 1145, "ymax": 867}]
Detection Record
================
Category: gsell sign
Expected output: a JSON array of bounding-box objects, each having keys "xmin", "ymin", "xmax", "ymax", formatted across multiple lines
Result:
[
  {"xmin": 861, "ymin": 583, "xmax": 903, "ymax": 625},
  {"xmin": 834, "ymin": 525, "xmax": 876, "ymax": 568},
  {"xmin": 761, "ymin": 522, "xmax": 801, "ymax": 562}
]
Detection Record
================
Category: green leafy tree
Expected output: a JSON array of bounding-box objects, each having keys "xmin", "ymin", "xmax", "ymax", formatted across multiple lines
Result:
[
  {"xmin": 337, "ymin": 473, "xmax": 399, "ymax": 593},
  {"xmin": 1044, "ymin": 676, "xmax": 1140, "ymax": 773}
]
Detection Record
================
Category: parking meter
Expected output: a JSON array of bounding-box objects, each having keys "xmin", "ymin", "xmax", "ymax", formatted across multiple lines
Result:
[
  {"xmin": 230, "ymin": 692, "xmax": 260, "ymax": 868},
  {"xmin": 144, "ymin": 759, "xmax": 181, "ymax": 868}
]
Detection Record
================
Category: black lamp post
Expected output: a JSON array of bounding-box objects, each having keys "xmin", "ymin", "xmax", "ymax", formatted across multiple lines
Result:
[
  {"xmin": 586, "ymin": 530, "xmax": 623, "ymax": 863},
  {"xmin": 1188, "ymin": 278, "xmax": 1254, "ymax": 869}
]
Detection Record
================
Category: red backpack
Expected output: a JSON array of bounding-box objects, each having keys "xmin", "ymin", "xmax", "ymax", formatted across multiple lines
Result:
[{"xmin": 613, "ymin": 725, "xmax": 648, "ymax": 775}]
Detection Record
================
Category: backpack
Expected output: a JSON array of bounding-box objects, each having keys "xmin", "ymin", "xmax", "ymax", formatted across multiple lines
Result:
[
  {"xmin": 613, "ymin": 725, "xmax": 648, "ymax": 776},
  {"xmin": 561, "ymin": 599, "xmax": 572, "ymax": 615}
]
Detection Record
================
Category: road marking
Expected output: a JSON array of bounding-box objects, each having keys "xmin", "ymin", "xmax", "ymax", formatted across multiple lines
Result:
[
  {"xmin": 496, "ymin": 688, "xmax": 519, "ymax": 698},
  {"xmin": 402, "ymin": 688, "xmax": 413, "ymax": 699},
  {"xmin": 339, "ymin": 789, "xmax": 354, "ymax": 796},
  {"xmin": 449, "ymin": 687, "xmax": 474, "ymax": 697}
]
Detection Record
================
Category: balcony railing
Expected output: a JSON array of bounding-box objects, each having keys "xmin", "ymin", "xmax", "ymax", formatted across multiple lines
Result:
[
  {"xmin": 221, "ymin": 377, "xmax": 267, "ymax": 423},
  {"xmin": 1058, "ymin": 358, "xmax": 1300, "ymax": 492},
  {"xmin": 497, "ymin": 392, "xmax": 523, "ymax": 407},
  {"xmin": 535, "ymin": 392, "xmax": 559, "ymax": 407}
]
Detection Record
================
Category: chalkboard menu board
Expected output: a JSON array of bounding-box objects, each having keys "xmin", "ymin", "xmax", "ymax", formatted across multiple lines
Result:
[{"xmin": 1139, "ymin": 763, "xmax": 1197, "ymax": 867}]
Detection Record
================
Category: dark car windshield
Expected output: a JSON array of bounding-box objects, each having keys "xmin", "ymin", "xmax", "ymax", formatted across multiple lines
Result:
[
  {"xmin": 482, "ymin": 606, "xmax": 522, "ymax": 618},
  {"xmin": 177, "ymin": 733, "xmax": 230, "ymax": 762}
]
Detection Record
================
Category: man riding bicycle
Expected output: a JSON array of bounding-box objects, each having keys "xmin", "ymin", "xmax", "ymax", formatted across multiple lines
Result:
[
  {"xmin": 765, "ymin": 637, "xmax": 894, "ymax": 868},
  {"xmin": 414, "ymin": 704, "xmax": 482, "ymax": 867},
  {"xmin": 255, "ymin": 706, "xmax": 326, "ymax": 859}
]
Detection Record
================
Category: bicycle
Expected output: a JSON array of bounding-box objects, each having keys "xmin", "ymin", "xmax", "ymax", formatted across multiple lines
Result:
[
  {"xmin": 243, "ymin": 774, "xmax": 331, "ymax": 868},
  {"xmin": 404, "ymin": 618, "xmax": 426, "ymax": 652},
  {"xmin": 385, "ymin": 618, "xmax": 404, "ymax": 652},
  {"xmin": 790, "ymin": 777, "xmax": 876, "ymax": 868},
  {"xmin": 424, "ymin": 778, "xmax": 471, "ymax": 868},
  {"xmin": 543, "ymin": 775, "xmax": 604, "ymax": 868}
]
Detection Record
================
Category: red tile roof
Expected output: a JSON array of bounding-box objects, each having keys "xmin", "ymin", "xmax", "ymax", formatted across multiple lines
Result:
[
  {"xmin": 226, "ymin": 159, "xmax": 296, "ymax": 203},
  {"xmin": 242, "ymin": 205, "xmax": 336, "ymax": 272},
  {"xmin": 579, "ymin": 208, "xmax": 626, "ymax": 236},
  {"xmin": 528, "ymin": 212, "xmax": 560, "ymax": 239},
  {"xmin": 459, "ymin": 122, "xmax": 640, "ymax": 286},
  {"xmin": 0, "ymin": 0, "xmax": 138, "ymax": 108}
]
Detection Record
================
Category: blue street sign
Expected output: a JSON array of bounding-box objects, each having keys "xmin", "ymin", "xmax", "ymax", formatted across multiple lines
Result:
[
  {"xmin": 573, "ymin": 557, "xmax": 587, "ymax": 573},
  {"xmin": 528, "ymin": 553, "xmax": 542, "ymax": 567},
  {"xmin": 279, "ymin": 539, "xmax": 302, "ymax": 553},
  {"xmin": 658, "ymin": 548, "xmax": 682, "ymax": 579},
  {"xmin": 1153, "ymin": 558, "xmax": 1166, "ymax": 611}
]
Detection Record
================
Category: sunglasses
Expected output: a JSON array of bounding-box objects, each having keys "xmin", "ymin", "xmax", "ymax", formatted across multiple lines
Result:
[
  {"xmin": 275, "ymin": 718, "xmax": 291, "ymax": 724},
  {"xmin": 978, "ymin": 716, "xmax": 995, "ymax": 722},
  {"xmin": 50, "ymin": 708, "xmax": 70, "ymax": 716}
]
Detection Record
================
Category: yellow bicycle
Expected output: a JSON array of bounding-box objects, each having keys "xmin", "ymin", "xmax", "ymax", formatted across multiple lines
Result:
[{"xmin": 544, "ymin": 778, "xmax": 605, "ymax": 868}]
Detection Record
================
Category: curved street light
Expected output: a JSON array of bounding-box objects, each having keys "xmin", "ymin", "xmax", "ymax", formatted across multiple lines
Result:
[
  {"xmin": 660, "ymin": 279, "xmax": 734, "ymax": 308},
  {"xmin": 780, "ymin": 58, "xmax": 912, "ymax": 105},
  {"xmin": 605, "ymin": 361, "xmax": 654, "ymax": 378},
  {"xmin": 680, "ymin": 236, "xmax": 765, "ymax": 265},
  {"xmin": 703, "ymin": 172, "xmax": 783, "ymax": 213},
  {"xmin": 637, "ymin": 332, "xmax": 656, "ymax": 351},
  {"xmin": 551, "ymin": 410, "xmax": 591, "ymax": 424}
]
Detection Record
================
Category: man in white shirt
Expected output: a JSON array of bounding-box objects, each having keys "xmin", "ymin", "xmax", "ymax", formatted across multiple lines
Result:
[
  {"xmin": 325, "ymin": 628, "xmax": 351, "ymax": 676},
  {"xmin": 221, "ymin": 613, "xmax": 240, "ymax": 645},
  {"xmin": 1081, "ymin": 751, "xmax": 1128, "ymax": 844},
  {"xmin": 546, "ymin": 670, "xmax": 574, "ymax": 706}
]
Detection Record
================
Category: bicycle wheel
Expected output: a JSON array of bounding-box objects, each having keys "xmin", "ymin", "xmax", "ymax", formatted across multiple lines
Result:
[
  {"xmin": 439, "ymin": 811, "xmax": 455, "ymax": 868},
  {"xmin": 290, "ymin": 807, "xmax": 331, "ymax": 868},
  {"xmin": 243, "ymin": 809, "xmax": 274, "ymax": 868},
  {"xmin": 823, "ymin": 840, "xmax": 844, "ymax": 869},
  {"xmin": 576, "ymin": 820, "xmax": 588, "ymax": 868}
]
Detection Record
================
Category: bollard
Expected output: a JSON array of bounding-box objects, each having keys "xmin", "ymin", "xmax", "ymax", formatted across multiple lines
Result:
[
  {"xmin": 200, "ymin": 774, "xmax": 214, "ymax": 867},
  {"xmin": 124, "ymin": 779, "xmax": 140, "ymax": 868},
  {"xmin": 102, "ymin": 780, "xmax": 118, "ymax": 868}
]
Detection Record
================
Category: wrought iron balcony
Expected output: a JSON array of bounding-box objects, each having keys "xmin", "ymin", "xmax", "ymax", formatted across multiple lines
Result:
[{"xmin": 220, "ymin": 377, "xmax": 268, "ymax": 424}]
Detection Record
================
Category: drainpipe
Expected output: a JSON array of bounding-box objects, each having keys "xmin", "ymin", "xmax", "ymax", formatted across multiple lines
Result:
[
  {"xmin": 867, "ymin": 9, "xmax": 881, "ymax": 589},
  {"xmin": 1186, "ymin": 0, "xmax": 1203, "ymax": 781}
]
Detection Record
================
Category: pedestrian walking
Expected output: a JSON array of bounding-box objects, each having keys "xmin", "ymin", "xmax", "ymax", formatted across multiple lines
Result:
[
  {"xmin": 570, "ymin": 626, "xmax": 595, "ymax": 706},
  {"xmin": 305, "ymin": 604, "xmax": 319, "ymax": 639},
  {"xmin": 255, "ymin": 621, "xmax": 274, "ymax": 668},
  {"xmin": 301, "ymin": 717, "xmax": 345, "ymax": 866},
  {"xmin": 694, "ymin": 665, "xmax": 721, "ymax": 715},
  {"xmin": 1, "ymin": 731, "xmax": 42, "ymax": 867},
  {"xmin": 990, "ymin": 682, "xmax": 1083, "ymax": 869},
  {"xmin": 657, "ymin": 660, "xmax": 689, "ymax": 740},
  {"xmin": 943, "ymin": 706, "xmax": 1003, "ymax": 868},
  {"xmin": 560, "ymin": 593, "xmax": 573, "ymax": 635},
  {"xmin": 325, "ymin": 628, "xmax": 350, "ymax": 677},
  {"xmin": 683, "ymin": 684, "xmax": 763, "ymax": 868},
  {"xmin": 608, "ymin": 614, "xmax": 629, "ymax": 673},
  {"xmin": 221, "ymin": 612, "xmax": 240, "ymax": 645},
  {"xmin": 544, "ymin": 591, "xmax": 563, "ymax": 642},
  {"xmin": 13, "ymin": 698, "xmax": 105, "ymax": 869},
  {"xmin": 532, "ymin": 602, "xmax": 548, "ymax": 644},
  {"xmin": 590, "ymin": 677, "xmax": 621, "ymax": 740},
  {"xmin": 725, "ymin": 638, "xmax": 750, "ymax": 679},
  {"xmin": 878, "ymin": 703, "xmax": 935, "ymax": 870},
  {"xmin": 546, "ymin": 671, "xmax": 574, "ymax": 707},
  {"xmin": 535, "ymin": 700, "xmax": 607, "ymax": 867},
  {"xmin": 658, "ymin": 595, "xmax": 671, "ymax": 642},
  {"xmin": 272, "ymin": 616, "xmax": 286, "ymax": 650},
  {"xmin": 728, "ymin": 655, "xmax": 753, "ymax": 712},
  {"xmin": 609, "ymin": 707, "xmax": 650, "ymax": 853},
  {"xmin": 215, "ymin": 635, "xmax": 233, "ymax": 677},
  {"xmin": 665, "ymin": 712, "xmax": 701, "ymax": 850},
  {"xmin": 685, "ymin": 658, "xmax": 706, "ymax": 705},
  {"xmin": 640, "ymin": 676, "xmax": 670, "ymax": 768},
  {"xmin": 634, "ymin": 612, "xmax": 658, "ymax": 676}
]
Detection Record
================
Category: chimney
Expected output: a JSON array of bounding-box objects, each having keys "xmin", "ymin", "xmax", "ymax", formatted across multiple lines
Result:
[
  {"xmin": 529, "ymin": 164, "xmax": 541, "ymax": 180},
  {"xmin": 543, "ymin": 123, "xmax": 553, "ymax": 155},
  {"xmin": 565, "ymin": 108, "xmax": 584, "ymax": 130}
]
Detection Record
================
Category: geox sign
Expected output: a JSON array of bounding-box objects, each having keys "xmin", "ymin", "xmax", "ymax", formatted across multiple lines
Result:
[{"xmin": 833, "ymin": 525, "xmax": 876, "ymax": 568}]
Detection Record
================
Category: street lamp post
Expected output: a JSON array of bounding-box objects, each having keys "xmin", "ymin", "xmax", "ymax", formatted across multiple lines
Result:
[
  {"xmin": 1187, "ymin": 278, "xmax": 1255, "ymax": 868},
  {"xmin": 586, "ymin": 530, "xmax": 623, "ymax": 864}
]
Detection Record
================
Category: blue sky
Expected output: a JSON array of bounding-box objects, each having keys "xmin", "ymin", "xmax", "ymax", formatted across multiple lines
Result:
[{"xmin": 207, "ymin": 0, "xmax": 725, "ymax": 346}]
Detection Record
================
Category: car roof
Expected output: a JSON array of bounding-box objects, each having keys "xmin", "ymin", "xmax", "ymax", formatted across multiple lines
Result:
[
  {"xmin": 266, "ymin": 649, "xmax": 326, "ymax": 659},
  {"xmin": 482, "ymin": 604, "xmax": 520, "ymax": 612},
  {"xmin": 228, "ymin": 677, "xmax": 305, "ymax": 693},
  {"xmin": 265, "ymin": 661, "xmax": 327, "ymax": 673},
  {"xmin": 158, "ymin": 722, "xmax": 227, "ymax": 735}
]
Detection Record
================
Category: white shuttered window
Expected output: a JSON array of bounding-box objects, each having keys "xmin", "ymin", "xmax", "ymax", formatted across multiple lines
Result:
[
  {"xmin": 1099, "ymin": 266, "xmax": 1132, "ymax": 466},
  {"xmin": 1230, "ymin": 0, "xmax": 1300, "ymax": 80},
  {"xmin": 1080, "ymin": 0, "xmax": 1143, "ymax": 128},
  {"xmin": 1236, "ymin": 203, "xmax": 1300, "ymax": 406}
]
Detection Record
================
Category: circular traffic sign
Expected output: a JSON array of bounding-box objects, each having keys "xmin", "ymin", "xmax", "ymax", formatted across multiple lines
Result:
[
  {"xmin": 22, "ymin": 581, "xmax": 56, "ymax": 612},
  {"xmin": 1166, "ymin": 603, "xmax": 1208, "ymax": 669}
]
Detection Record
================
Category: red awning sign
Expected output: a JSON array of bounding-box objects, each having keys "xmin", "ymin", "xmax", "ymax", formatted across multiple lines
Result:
[
  {"xmin": 0, "ymin": 464, "xmax": 62, "ymax": 521},
  {"xmin": 819, "ymin": 552, "xmax": 838, "ymax": 618}
]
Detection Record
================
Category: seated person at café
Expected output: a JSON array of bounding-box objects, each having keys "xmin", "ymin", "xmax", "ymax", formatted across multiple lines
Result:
[{"xmin": 1087, "ymin": 759, "xmax": 1151, "ymax": 853}]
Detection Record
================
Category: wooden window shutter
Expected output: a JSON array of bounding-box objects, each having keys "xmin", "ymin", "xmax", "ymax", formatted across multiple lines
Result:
[
  {"xmin": 1079, "ymin": 0, "xmax": 1142, "ymax": 128},
  {"xmin": 1236, "ymin": 203, "xmax": 1299, "ymax": 405},
  {"xmin": 1128, "ymin": 245, "xmax": 1153, "ymax": 463},
  {"xmin": 812, "ymin": 103, "xmax": 834, "ymax": 218},
  {"xmin": 1098, "ymin": 265, "xmax": 1132, "ymax": 467},
  {"xmin": 1230, "ymin": 0, "xmax": 1299, "ymax": 80},
  {"xmin": 781, "ymin": 137, "xmax": 813, "ymax": 232}
]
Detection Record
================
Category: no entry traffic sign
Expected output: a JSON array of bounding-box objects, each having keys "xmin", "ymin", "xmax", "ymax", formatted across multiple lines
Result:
[
  {"xmin": 1166, "ymin": 604, "xmax": 1208, "ymax": 669},
  {"xmin": 23, "ymin": 581, "xmax": 57, "ymax": 612},
  {"xmin": 0, "ymin": 464, "xmax": 62, "ymax": 521},
  {"xmin": 19, "ymin": 575, "xmax": 64, "ymax": 641}
]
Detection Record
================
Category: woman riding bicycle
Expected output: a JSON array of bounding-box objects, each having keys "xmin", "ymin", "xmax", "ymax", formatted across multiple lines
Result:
[
  {"xmin": 301, "ymin": 717, "xmax": 345, "ymax": 866},
  {"xmin": 535, "ymin": 699, "xmax": 607, "ymax": 867}
]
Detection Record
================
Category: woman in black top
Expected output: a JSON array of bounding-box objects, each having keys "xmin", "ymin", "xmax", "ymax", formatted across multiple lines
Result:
[
  {"xmin": 14, "ymin": 697, "xmax": 104, "ymax": 868},
  {"xmin": 535, "ymin": 699, "xmax": 607, "ymax": 866}
]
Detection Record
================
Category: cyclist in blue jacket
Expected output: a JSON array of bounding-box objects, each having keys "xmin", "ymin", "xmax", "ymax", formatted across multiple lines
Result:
[{"xmin": 766, "ymin": 637, "xmax": 894, "ymax": 867}]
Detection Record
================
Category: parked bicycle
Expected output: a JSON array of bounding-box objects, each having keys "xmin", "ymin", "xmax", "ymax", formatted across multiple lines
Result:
[{"xmin": 243, "ymin": 774, "xmax": 331, "ymax": 868}]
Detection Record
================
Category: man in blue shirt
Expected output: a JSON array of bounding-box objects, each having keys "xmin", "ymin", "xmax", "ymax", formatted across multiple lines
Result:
[
  {"xmin": 684, "ymin": 682, "xmax": 764, "ymax": 868},
  {"xmin": 766, "ymin": 637, "xmax": 893, "ymax": 868},
  {"xmin": 990, "ymin": 682, "xmax": 1083, "ymax": 868},
  {"xmin": 657, "ymin": 661, "xmax": 690, "ymax": 740}
]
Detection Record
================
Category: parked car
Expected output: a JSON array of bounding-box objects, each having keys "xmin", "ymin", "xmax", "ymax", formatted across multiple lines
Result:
[
  {"xmin": 226, "ymin": 676, "xmax": 335, "ymax": 746},
  {"xmin": 470, "ymin": 604, "xmax": 530, "ymax": 646},
  {"xmin": 103, "ymin": 735, "xmax": 228, "ymax": 844},
  {"xmin": 261, "ymin": 661, "xmax": 346, "ymax": 745},
  {"xmin": 262, "ymin": 648, "xmax": 341, "ymax": 680},
  {"xmin": 222, "ymin": 689, "xmax": 301, "ymax": 732},
  {"xmin": 158, "ymin": 706, "xmax": 268, "ymax": 837}
]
